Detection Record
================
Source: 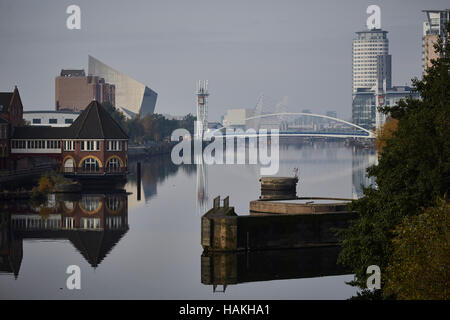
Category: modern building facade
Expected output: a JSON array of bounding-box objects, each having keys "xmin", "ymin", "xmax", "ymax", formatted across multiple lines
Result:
[
  {"xmin": 352, "ymin": 86, "xmax": 419, "ymax": 130},
  {"xmin": 222, "ymin": 108, "xmax": 247, "ymax": 129},
  {"xmin": 352, "ymin": 27, "xmax": 397, "ymax": 130},
  {"xmin": 352, "ymin": 29, "xmax": 390, "ymax": 92},
  {"xmin": 55, "ymin": 69, "xmax": 115, "ymax": 112},
  {"xmin": 23, "ymin": 110, "xmax": 80, "ymax": 127},
  {"xmin": 88, "ymin": 55, "xmax": 157, "ymax": 118},
  {"xmin": 422, "ymin": 9, "xmax": 450, "ymax": 71}
]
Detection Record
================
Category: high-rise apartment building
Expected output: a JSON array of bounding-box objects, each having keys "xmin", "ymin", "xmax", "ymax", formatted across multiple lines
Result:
[
  {"xmin": 422, "ymin": 9, "xmax": 450, "ymax": 71},
  {"xmin": 55, "ymin": 69, "xmax": 115, "ymax": 112},
  {"xmin": 352, "ymin": 29, "xmax": 392, "ymax": 130},
  {"xmin": 352, "ymin": 29, "xmax": 390, "ymax": 92}
]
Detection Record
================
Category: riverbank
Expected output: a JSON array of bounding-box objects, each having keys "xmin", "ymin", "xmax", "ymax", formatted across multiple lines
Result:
[{"xmin": 128, "ymin": 141, "xmax": 176, "ymax": 159}]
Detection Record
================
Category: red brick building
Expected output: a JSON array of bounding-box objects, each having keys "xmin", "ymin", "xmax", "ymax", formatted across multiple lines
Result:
[
  {"xmin": 0, "ymin": 86, "xmax": 24, "ymax": 170},
  {"xmin": 10, "ymin": 100, "xmax": 128, "ymax": 178}
]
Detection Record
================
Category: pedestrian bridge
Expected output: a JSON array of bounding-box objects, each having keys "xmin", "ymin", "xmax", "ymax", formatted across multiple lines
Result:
[{"xmin": 212, "ymin": 112, "xmax": 376, "ymax": 139}]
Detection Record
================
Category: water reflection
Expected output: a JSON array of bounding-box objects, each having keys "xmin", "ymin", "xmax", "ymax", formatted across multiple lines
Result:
[
  {"xmin": 352, "ymin": 146, "xmax": 377, "ymax": 198},
  {"xmin": 0, "ymin": 192, "xmax": 129, "ymax": 277},
  {"xmin": 201, "ymin": 246, "xmax": 350, "ymax": 292},
  {"xmin": 127, "ymin": 155, "xmax": 196, "ymax": 204},
  {"xmin": 0, "ymin": 142, "xmax": 372, "ymax": 298},
  {"xmin": 196, "ymin": 157, "xmax": 208, "ymax": 215}
]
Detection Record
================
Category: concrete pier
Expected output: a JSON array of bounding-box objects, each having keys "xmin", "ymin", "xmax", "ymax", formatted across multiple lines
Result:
[{"xmin": 201, "ymin": 196, "xmax": 356, "ymax": 252}]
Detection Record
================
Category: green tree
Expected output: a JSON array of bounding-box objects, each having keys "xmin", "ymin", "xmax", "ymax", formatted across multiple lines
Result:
[
  {"xmin": 102, "ymin": 102, "xmax": 127, "ymax": 130},
  {"xmin": 101, "ymin": 102, "xmax": 196, "ymax": 144},
  {"xmin": 337, "ymin": 23, "xmax": 450, "ymax": 293},
  {"xmin": 384, "ymin": 199, "xmax": 450, "ymax": 300}
]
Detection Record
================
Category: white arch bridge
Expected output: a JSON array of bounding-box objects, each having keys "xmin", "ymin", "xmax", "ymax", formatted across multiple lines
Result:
[{"xmin": 212, "ymin": 112, "xmax": 376, "ymax": 139}]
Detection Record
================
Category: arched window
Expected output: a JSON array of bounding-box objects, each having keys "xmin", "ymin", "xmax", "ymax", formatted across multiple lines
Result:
[
  {"xmin": 81, "ymin": 157, "xmax": 100, "ymax": 172},
  {"xmin": 63, "ymin": 158, "xmax": 74, "ymax": 173},
  {"xmin": 106, "ymin": 195, "xmax": 122, "ymax": 212},
  {"xmin": 80, "ymin": 195, "xmax": 101, "ymax": 213},
  {"xmin": 107, "ymin": 158, "xmax": 121, "ymax": 172}
]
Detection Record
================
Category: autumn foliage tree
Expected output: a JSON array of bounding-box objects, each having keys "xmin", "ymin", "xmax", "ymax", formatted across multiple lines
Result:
[
  {"xmin": 374, "ymin": 118, "xmax": 398, "ymax": 154},
  {"xmin": 337, "ymin": 23, "xmax": 450, "ymax": 296},
  {"xmin": 384, "ymin": 199, "xmax": 450, "ymax": 300}
]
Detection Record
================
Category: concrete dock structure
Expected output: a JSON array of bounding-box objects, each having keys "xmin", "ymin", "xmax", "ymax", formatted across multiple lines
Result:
[{"xmin": 201, "ymin": 195, "xmax": 356, "ymax": 252}]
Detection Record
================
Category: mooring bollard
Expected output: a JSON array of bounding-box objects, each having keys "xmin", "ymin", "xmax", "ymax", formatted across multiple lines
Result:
[
  {"xmin": 137, "ymin": 162, "xmax": 141, "ymax": 201},
  {"xmin": 223, "ymin": 196, "xmax": 229, "ymax": 209},
  {"xmin": 213, "ymin": 196, "xmax": 220, "ymax": 209},
  {"xmin": 259, "ymin": 177, "xmax": 298, "ymax": 200}
]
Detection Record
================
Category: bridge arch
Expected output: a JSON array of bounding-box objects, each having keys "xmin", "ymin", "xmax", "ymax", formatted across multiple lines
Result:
[{"xmin": 212, "ymin": 112, "xmax": 375, "ymax": 138}]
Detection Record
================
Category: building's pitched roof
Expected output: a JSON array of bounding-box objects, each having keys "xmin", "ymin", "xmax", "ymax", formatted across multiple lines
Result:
[
  {"xmin": 69, "ymin": 229, "xmax": 128, "ymax": 268},
  {"xmin": 70, "ymin": 100, "xmax": 128, "ymax": 139},
  {"xmin": 0, "ymin": 92, "xmax": 13, "ymax": 113},
  {"xmin": 12, "ymin": 126, "xmax": 71, "ymax": 139}
]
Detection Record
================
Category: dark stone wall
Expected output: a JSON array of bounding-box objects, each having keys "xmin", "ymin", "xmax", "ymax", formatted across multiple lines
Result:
[{"xmin": 202, "ymin": 210, "xmax": 357, "ymax": 251}]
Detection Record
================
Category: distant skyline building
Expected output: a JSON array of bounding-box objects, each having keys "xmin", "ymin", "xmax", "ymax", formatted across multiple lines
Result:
[
  {"xmin": 88, "ymin": 55, "xmax": 158, "ymax": 118},
  {"xmin": 352, "ymin": 29, "xmax": 390, "ymax": 93},
  {"xmin": 326, "ymin": 111, "xmax": 337, "ymax": 119},
  {"xmin": 55, "ymin": 69, "xmax": 115, "ymax": 112},
  {"xmin": 422, "ymin": 9, "xmax": 450, "ymax": 71},
  {"xmin": 352, "ymin": 86, "xmax": 419, "ymax": 130},
  {"xmin": 222, "ymin": 108, "xmax": 247, "ymax": 129},
  {"xmin": 352, "ymin": 28, "xmax": 392, "ymax": 130}
]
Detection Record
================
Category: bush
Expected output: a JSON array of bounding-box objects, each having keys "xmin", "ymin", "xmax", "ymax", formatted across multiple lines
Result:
[
  {"xmin": 37, "ymin": 176, "xmax": 53, "ymax": 193},
  {"xmin": 384, "ymin": 199, "xmax": 450, "ymax": 300}
]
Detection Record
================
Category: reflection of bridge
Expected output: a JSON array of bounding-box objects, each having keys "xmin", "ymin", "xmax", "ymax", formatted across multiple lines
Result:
[{"xmin": 215, "ymin": 112, "xmax": 376, "ymax": 139}]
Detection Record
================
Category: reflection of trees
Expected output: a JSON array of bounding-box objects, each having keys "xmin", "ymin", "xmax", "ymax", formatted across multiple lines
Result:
[
  {"xmin": 128, "ymin": 155, "xmax": 195, "ymax": 201},
  {"xmin": 352, "ymin": 146, "xmax": 377, "ymax": 199}
]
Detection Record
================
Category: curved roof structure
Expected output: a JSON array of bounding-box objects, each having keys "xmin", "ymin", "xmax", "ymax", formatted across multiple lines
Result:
[{"xmin": 88, "ymin": 55, "xmax": 157, "ymax": 117}]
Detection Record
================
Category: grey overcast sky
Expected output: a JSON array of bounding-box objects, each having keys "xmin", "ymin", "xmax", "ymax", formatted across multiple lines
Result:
[{"xmin": 0, "ymin": 0, "xmax": 447, "ymax": 121}]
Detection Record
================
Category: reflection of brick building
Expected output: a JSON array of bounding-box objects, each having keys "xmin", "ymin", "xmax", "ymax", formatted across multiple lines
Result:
[
  {"xmin": 1, "ymin": 192, "xmax": 129, "ymax": 274},
  {"xmin": 55, "ymin": 69, "xmax": 115, "ymax": 112},
  {"xmin": 0, "ymin": 86, "xmax": 24, "ymax": 170},
  {"xmin": 0, "ymin": 211, "xmax": 23, "ymax": 278},
  {"xmin": 10, "ymin": 100, "xmax": 128, "ymax": 178}
]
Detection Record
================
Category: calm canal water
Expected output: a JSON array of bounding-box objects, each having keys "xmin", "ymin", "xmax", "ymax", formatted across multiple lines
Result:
[{"xmin": 0, "ymin": 141, "xmax": 376, "ymax": 299}]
